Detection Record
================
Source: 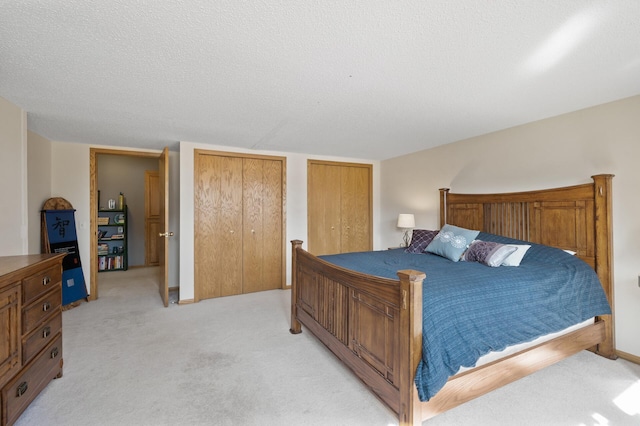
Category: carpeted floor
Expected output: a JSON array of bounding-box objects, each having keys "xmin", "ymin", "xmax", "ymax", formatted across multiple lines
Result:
[{"xmin": 16, "ymin": 267, "xmax": 640, "ymax": 425}]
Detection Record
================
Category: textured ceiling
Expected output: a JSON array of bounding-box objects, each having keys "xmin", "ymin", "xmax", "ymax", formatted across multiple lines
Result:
[{"xmin": 1, "ymin": 1, "xmax": 639, "ymax": 160}]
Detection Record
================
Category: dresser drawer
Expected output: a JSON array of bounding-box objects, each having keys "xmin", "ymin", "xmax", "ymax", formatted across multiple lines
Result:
[
  {"xmin": 22, "ymin": 265, "xmax": 61, "ymax": 306},
  {"xmin": 2, "ymin": 334, "xmax": 62, "ymax": 426},
  {"xmin": 22, "ymin": 312, "xmax": 61, "ymax": 365},
  {"xmin": 22, "ymin": 287, "xmax": 61, "ymax": 335}
]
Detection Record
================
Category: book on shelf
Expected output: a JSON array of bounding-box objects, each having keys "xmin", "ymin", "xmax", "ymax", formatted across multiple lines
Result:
[{"xmin": 98, "ymin": 253, "xmax": 125, "ymax": 271}]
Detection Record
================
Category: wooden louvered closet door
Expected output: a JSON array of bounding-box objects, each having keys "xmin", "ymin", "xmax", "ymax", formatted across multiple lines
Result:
[
  {"xmin": 307, "ymin": 160, "xmax": 372, "ymax": 256},
  {"xmin": 194, "ymin": 150, "xmax": 285, "ymax": 301}
]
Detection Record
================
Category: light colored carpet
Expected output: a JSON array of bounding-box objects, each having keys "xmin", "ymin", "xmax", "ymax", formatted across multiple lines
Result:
[{"xmin": 16, "ymin": 267, "xmax": 640, "ymax": 426}]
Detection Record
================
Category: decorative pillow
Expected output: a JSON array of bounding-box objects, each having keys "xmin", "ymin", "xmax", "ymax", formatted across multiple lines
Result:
[
  {"xmin": 501, "ymin": 244, "xmax": 531, "ymax": 266},
  {"xmin": 425, "ymin": 224, "xmax": 479, "ymax": 262},
  {"xmin": 463, "ymin": 240, "xmax": 517, "ymax": 267},
  {"xmin": 405, "ymin": 229, "xmax": 439, "ymax": 254}
]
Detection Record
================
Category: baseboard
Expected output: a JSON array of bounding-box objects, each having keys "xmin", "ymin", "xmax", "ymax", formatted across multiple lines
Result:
[
  {"xmin": 616, "ymin": 349, "xmax": 640, "ymax": 365},
  {"xmin": 178, "ymin": 298, "xmax": 195, "ymax": 305}
]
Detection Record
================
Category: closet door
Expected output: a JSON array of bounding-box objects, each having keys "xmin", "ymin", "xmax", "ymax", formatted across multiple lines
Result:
[
  {"xmin": 340, "ymin": 165, "xmax": 371, "ymax": 253},
  {"xmin": 195, "ymin": 150, "xmax": 285, "ymax": 301},
  {"xmin": 307, "ymin": 160, "xmax": 372, "ymax": 256},
  {"xmin": 195, "ymin": 154, "xmax": 243, "ymax": 299},
  {"xmin": 242, "ymin": 158, "xmax": 283, "ymax": 293},
  {"xmin": 307, "ymin": 163, "xmax": 342, "ymax": 255}
]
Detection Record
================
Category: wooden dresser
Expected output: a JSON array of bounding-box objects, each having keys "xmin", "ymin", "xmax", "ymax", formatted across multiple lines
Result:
[{"xmin": 0, "ymin": 254, "xmax": 64, "ymax": 426}]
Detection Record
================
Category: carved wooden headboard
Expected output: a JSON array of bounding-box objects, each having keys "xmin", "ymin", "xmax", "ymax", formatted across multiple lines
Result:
[{"xmin": 439, "ymin": 174, "xmax": 615, "ymax": 355}]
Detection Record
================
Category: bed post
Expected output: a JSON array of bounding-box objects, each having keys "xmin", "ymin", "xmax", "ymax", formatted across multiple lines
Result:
[
  {"xmin": 290, "ymin": 240, "xmax": 303, "ymax": 334},
  {"xmin": 397, "ymin": 269, "xmax": 426, "ymax": 426},
  {"xmin": 439, "ymin": 188, "xmax": 449, "ymax": 228},
  {"xmin": 591, "ymin": 174, "xmax": 616, "ymax": 359}
]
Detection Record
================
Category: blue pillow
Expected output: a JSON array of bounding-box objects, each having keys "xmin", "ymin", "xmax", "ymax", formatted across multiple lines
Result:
[{"xmin": 425, "ymin": 224, "xmax": 480, "ymax": 262}]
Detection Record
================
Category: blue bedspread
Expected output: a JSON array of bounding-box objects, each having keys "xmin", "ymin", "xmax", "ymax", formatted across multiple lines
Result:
[{"xmin": 319, "ymin": 233, "xmax": 612, "ymax": 401}]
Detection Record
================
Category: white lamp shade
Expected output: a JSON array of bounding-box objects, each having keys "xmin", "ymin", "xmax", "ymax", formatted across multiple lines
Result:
[{"xmin": 397, "ymin": 214, "xmax": 415, "ymax": 228}]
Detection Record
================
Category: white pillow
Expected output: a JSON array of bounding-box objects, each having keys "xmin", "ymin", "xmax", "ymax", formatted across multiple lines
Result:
[
  {"xmin": 501, "ymin": 244, "xmax": 531, "ymax": 266},
  {"xmin": 563, "ymin": 249, "xmax": 577, "ymax": 255}
]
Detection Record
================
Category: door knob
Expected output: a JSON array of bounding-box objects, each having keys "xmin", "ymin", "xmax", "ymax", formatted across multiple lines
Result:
[{"xmin": 158, "ymin": 232, "xmax": 174, "ymax": 238}]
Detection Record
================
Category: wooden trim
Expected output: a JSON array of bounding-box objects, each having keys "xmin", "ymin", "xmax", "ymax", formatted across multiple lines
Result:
[
  {"xmin": 307, "ymin": 158, "xmax": 374, "ymax": 168},
  {"xmin": 281, "ymin": 157, "xmax": 287, "ymax": 290},
  {"xmin": 194, "ymin": 149, "xmax": 286, "ymax": 163},
  {"xmin": 177, "ymin": 298, "xmax": 195, "ymax": 305},
  {"xmin": 89, "ymin": 148, "xmax": 162, "ymax": 301},
  {"xmin": 616, "ymin": 349, "xmax": 640, "ymax": 365}
]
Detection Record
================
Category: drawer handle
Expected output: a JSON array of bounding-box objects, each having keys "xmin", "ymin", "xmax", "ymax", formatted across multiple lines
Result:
[
  {"xmin": 43, "ymin": 326, "xmax": 51, "ymax": 339},
  {"xmin": 50, "ymin": 347, "xmax": 59, "ymax": 359},
  {"xmin": 16, "ymin": 382, "xmax": 28, "ymax": 397},
  {"xmin": 42, "ymin": 276, "xmax": 51, "ymax": 286},
  {"xmin": 43, "ymin": 301, "xmax": 52, "ymax": 312}
]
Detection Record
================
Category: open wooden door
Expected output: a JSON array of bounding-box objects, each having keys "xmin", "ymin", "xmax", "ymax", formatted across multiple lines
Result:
[{"xmin": 158, "ymin": 147, "xmax": 172, "ymax": 307}]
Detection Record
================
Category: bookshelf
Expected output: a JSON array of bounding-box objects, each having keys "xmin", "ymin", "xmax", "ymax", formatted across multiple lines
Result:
[{"xmin": 97, "ymin": 206, "xmax": 128, "ymax": 272}]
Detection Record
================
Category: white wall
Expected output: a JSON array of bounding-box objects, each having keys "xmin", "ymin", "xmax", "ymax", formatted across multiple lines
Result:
[
  {"xmin": 178, "ymin": 141, "xmax": 380, "ymax": 302},
  {"xmin": 27, "ymin": 130, "xmax": 53, "ymax": 254},
  {"xmin": 0, "ymin": 96, "xmax": 28, "ymax": 255},
  {"xmin": 380, "ymin": 95, "xmax": 640, "ymax": 358}
]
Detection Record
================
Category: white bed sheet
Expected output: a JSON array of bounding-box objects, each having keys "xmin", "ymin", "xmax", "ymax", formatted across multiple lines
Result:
[{"xmin": 457, "ymin": 317, "xmax": 594, "ymax": 374}]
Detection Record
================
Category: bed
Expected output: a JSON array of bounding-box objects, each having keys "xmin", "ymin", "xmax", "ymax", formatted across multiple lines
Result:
[{"xmin": 289, "ymin": 174, "xmax": 615, "ymax": 425}]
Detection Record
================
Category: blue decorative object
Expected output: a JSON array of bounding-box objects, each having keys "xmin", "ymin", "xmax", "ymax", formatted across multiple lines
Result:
[{"xmin": 43, "ymin": 209, "xmax": 88, "ymax": 305}]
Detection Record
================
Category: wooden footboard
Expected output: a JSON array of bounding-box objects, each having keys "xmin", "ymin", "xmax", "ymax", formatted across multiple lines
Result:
[{"xmin": 290, "ymin": 240, "xmax": 425, "ymax": 423}]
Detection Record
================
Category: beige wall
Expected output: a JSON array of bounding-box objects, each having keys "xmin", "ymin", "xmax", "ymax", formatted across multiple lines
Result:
[
  {"xmin": 27, "ymin": 130, "xmax": 53, "ymax": 254},
  {"xmin": 380, "ymin": 95, "xmax": 640, "ymax": 358},
  {"xmin": 0, "ymin": 96, "xmax": 28, "ymax": 255}
]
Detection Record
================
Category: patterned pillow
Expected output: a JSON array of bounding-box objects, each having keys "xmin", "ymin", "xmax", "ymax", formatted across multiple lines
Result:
[
  {"xmin": 425, "ymin": 224, "xmax": 479, "ymax": 262},
  {"xmin": 463, "ymin": 240, "xmax": 517, "ymax": 267},
  {"xmin": 405, "ymin": 229, "xmax": 439, "ymax": 253}
]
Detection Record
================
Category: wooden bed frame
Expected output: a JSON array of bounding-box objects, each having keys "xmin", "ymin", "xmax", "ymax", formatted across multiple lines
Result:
[{"xmin": 289, "ymin": 174, "xmax": 615, "ymax": 425}]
